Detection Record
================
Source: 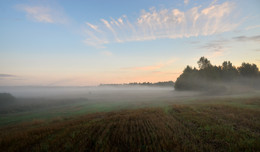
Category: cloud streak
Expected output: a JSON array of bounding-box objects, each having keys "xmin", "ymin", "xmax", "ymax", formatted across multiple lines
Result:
[
  {"xmin": 184, "ymin": 0, "xmax": 189, "ymax": 5},
  {"xmin": 245, "ymin": 25, "xmax": 260, "ymax": 31},
  {"xmin": 201, "ymin": 35, "xmax": 260, "ymax": 53},
  {"xmin": 83, "ymin": 2, "xmax": 237, "ymax": 47},
  {"xmin": 198, "ymin": 34, "xmax": 260, "ymax": 58},
  {"xmin": 0, "ymin": 74, "xmax": 15, "ymax": 78},
  {"xmin": 17, "ymin": 5, "xmax": 67, "ymax": 24},
  {"xmin": 122, "ymin": 58, "xmax": 176, "ymax": 71},
  {"xmin": 100, "ymin": 51, "xmax": 113, "ymax": 56},
  {"xmin": 233, "ymin": 35, "xmax": 260, "ymax": 42},
  {"xmin": 200, "ymin": 39, "xmax": 229, "ymax": 52}
]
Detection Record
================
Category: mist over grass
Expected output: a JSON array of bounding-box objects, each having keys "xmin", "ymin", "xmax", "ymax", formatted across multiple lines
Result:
[
  {"xmin": 0, "ymin": 86, "xmax": 189, "ymax": 111},
  {"xmin": 0, "ymin": 81, "xmax": 259, "ymax": 151},
  {"xmin": 0, "ymin": 84, "xmax": 259, "ymax": 126}
]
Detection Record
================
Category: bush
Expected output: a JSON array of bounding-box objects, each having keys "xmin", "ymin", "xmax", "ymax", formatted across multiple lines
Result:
[{"xmin": 0, "ymin": 93, "xmax": 16, "ymax": 106}]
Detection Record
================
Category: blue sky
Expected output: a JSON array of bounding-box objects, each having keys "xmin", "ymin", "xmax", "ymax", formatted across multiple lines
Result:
[{"xmin": 0, "ymin": 0, "xmax": 260, "ymax": 86}]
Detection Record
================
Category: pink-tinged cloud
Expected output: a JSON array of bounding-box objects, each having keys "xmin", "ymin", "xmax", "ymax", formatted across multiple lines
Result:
[
  {"xmin": 123, "ymin": 58, "xmax": 176, "ymax": 71},
  {"xmin": 17, "ymin": 5, "xmax": 68, "ymax": 24},
  {"xmin": 100, "ymin": 51, "xmax": 113, "ymax": 56},
  {"xmin": 133, "ymin": 64, "xmax": 163, "ymax": 71},
  {"xmin": 83, "ymin": 2, "xmax": 238, "ymax": 47}
]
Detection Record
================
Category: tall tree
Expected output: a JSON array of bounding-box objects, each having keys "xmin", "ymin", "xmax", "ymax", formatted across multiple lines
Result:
[
  {"xmin": 197, "ymin": 57, "xmax": 212, "ymax": 70},
  {"xmin": 238, "ymin": 63, "xmax": 259, "ymax": 77},
  {"xmin": 221, "ymin": 61, "xmax": 239, "ymax": 80},
  {"xmin": 174, "ymin": 57, "xmax": 259, "ymax": 91}
]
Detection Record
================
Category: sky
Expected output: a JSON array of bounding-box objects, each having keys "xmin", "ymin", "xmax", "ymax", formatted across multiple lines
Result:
[{"xmin": 0, "ymin": 0, "xmax": 260, "ymax": 86}]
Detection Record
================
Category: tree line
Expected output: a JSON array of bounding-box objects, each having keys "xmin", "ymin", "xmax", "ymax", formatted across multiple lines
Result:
[
  {"xmin": 100, "ymin": 81, "xmax": 174, "ymax": 87},
  {"xmin": 175, "ymin": 57, "xmax": 259, "ymax": 90}
]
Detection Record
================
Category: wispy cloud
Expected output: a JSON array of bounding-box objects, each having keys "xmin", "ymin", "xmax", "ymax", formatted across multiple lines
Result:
[
  {"xmin": 151, "ymin": 71, "xmax": 181, "ymax": 75},
  {"xmin": 17, "ymin": 5, "xmax": 67, "ymax": 24},
  {"xmin": 0, "ymin": 74, "xmax": 21, "ymax": 83},
  {"xmin": 198, "ymin": 34, "xmax": 260, "ymax": 58},
  {"xmin": 83, "ymin": 2, "xmax": 237, "ymax": 47},
  {"xmin": 198, "ymin": 38, "xmax": 231, "ymax": 59},
  {"xmin": 201, "ymin": 35, "xmax": 260, "ymax": 53},
  {"xmin": 0, "ymin": 74, "xmax": 15, "ymax": 78},
  {"xmin": 207, "ymin": 50, "xmax": 226, "ymax": 58},
  {"xmin": 245, "ymin": 25, "xmax": 260, "ymax": 30},
  {"xmin": 131, "ymin": 64, "xmax": 163, "ymax": 71},
  {"xmin": 86, "ymin": 22, "xmax": 101, "ymax": 32},
  {"xmin": 200, "ymin": 39, "xmax": 229, "ymax": 52},
  {"xmin": 122, "ymin": 58, "xmax": 176, "ymax": 71},
  {"xmin": 100, "ymin": 51, "xmax": 113, "ymax": 56},
  {"xmin": 233, "ymin": 35, "xmax": 260, "ymax": 42},
  {"xmin": 184, "ymin": 0, "xmax": 189, "ymax": 5}
]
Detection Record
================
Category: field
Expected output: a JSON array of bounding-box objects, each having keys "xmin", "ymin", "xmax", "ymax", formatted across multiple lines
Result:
[{"xmin": 0, "ymin": 87, "xmax": 260, "ymax": 151}]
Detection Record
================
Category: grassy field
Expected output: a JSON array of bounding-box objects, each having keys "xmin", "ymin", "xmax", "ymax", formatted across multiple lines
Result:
[
  {"xmin": 0, "ymin": 96, "xmax": 259, "ymax": 152},
  {"xmin": 0, "ymin": 98, "xmax": 166, "ymax": 126}
]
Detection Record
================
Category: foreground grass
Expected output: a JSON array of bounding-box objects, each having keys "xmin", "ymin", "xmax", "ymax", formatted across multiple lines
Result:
[{"xmin": 0, "ymin": 97, "xmax": 259, "ymax": 152}]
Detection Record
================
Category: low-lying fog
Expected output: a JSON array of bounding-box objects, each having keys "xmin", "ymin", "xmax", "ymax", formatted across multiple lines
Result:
[
  {"xmin": 0, "ymin": 85, "xmax": 259, "ymax": 113},
  {"xmin": 0, "ymin": 86, "xmax": 200, "ymax": 116},
  {"xmin": 1, "ymin": 85, "xmax": 259, "ymax": 100},
  {"xmin": 0, "ymin": 86, "xmax": 198, "ymax": 101},
  {"xmin": 0, "ymin": 85, "xmax": 259, "ymax": 125}
]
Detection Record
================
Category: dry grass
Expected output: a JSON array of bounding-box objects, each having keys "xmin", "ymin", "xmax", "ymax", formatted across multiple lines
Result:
[{"xmin": 0, "ymin": 98, "xmax": 259, "ymax": 152}]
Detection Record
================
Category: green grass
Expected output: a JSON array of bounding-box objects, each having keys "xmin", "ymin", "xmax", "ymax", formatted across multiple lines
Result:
[
  {"xmin": 0, "ymin": 98, "xmax": 169, "ymax": 126},
  {"xmin": 1, "ymin": 91, "xmax": 259, "ymax": 126}
]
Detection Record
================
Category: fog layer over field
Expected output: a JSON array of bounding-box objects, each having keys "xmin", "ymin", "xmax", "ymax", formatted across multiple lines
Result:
[
  {"xmin": 1, "ymin": 84, "xmax": 260, "ymax": 101},
  {"xmin": 0, "ymin": 86, "xmax": 178, "ymax": 99},
  {"xmin": 0, "ymin": 85, "xmax": 259, "ymax": 125},
  {"xmin": 0, "ymin": 84, "xmax": 259, "ymax": 108},
  {"xmin": 0, "ymin": 86, "xmax": 200, "ymax": 107}
]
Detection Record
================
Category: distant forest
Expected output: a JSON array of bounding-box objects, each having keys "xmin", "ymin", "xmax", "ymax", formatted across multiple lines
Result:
[
  {"xmin": 99, "ymin": 81, "xmax": 174, "ymax": 87},
  {"xmin": 175, "ymin": 57, "xmax": 260, "ymax": 91}
]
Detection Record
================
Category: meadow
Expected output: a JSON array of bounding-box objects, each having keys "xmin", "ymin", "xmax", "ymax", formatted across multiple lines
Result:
[{"xmin": 0, "ymin": 87, "xmax": 259, "ymax": 151}]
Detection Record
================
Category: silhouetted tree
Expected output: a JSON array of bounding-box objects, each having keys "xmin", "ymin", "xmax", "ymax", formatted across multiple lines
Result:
[
  {"xmin": 221, "ymin": 61, "xmax": 239, "ymax": 80},
  {"xmin": 174, "ymin": 66, "xmax": 201, "ymax": 90},
  {"xmin": 100, "ymin": 81, "xmax": 174, "ymax": 87},
  {"xmin": 238, "ymin": 63, "xmax": 259, "ymax": 77},
  {"xmin": 174, "ymin": 57, "xmax": 259, "ymax": 91},
  {"xmin": 197, "ymin": 57, "xmax": 212, "ymax": 70}
]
